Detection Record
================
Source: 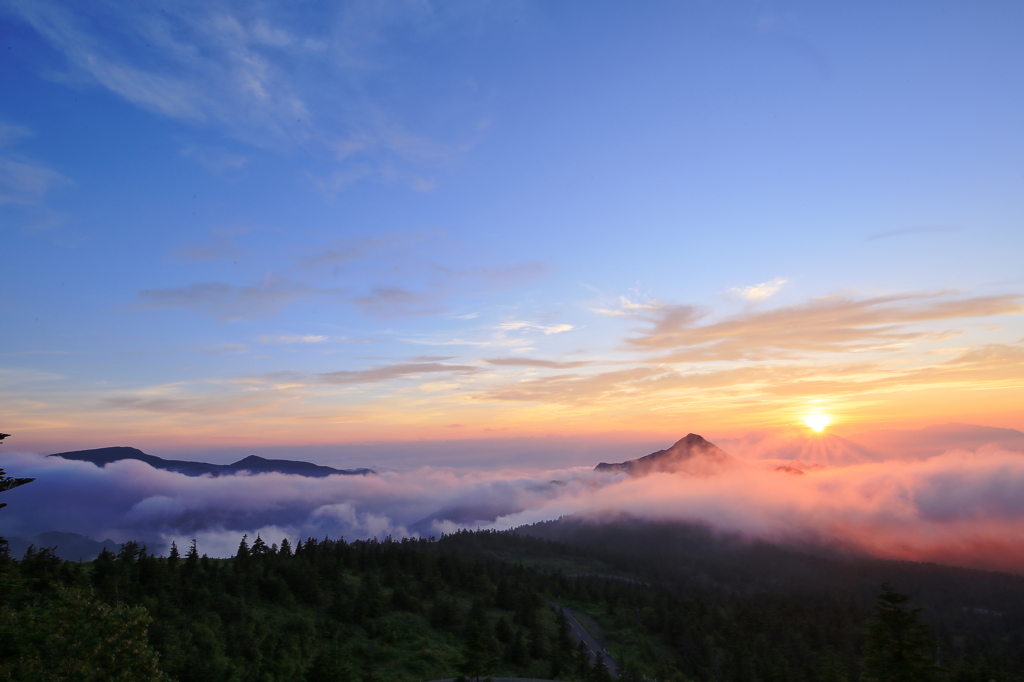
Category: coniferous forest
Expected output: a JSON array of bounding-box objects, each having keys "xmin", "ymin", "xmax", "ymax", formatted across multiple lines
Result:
[{"xmin": 1, "ymin": 524, "xmax": 1023, "ymax": 682}]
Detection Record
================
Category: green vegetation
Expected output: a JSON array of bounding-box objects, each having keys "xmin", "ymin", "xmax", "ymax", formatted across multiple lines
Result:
[
  {"xmin": 862, "ymin": 584, "xmax": 942, "ymax": 682},
  {"xmin": 0, "ymin": 448, "xmax": 1020, "ymax": 682},
  {"xmin": 0, "ymin": 433, "xmax": 35, "ymax": 512},
  {"xmin": 0, "ymin": 527, "xmax": 1021, "ymax": 681}
]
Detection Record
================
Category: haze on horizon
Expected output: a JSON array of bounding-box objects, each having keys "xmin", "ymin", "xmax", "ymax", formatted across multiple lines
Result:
[{"xmin": 2, "ymin": 0, "xmax": 1023, "ymax": 511}]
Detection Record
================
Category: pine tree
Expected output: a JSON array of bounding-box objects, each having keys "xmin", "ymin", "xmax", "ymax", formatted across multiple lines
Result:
[
  {"xmin": 279, "ymin": 537, "xmax": 292, "ymax": 557},
  {"xmin": 494, "ymin": 615, "xmax": 514, "ymax": 643},
  {"xmin": 862, "ymin": 583, "xmax": 941, "ymax": 682},
  {"xmin": 458, "ymin": 619, "xmax": 498, "ymax": 682},
  {"xmin": 528, "ymin": 625, "xmax": 546, "ymax": 660},
  {"xmin": 167, "ymin": 541, "xmax": 180, "ymax": 569},
  {"xmin": 591, "ymin": 652, "xmax": 614, "ymax": 682},
  {"xmin": 504, "ymin": 628, "xmax": 529, "ymax": 666},
  {"xmin": 304, "ymin": 645, "xmax": 352, "ymax": 682},
  {"xmin": 251, "ymin": 533, "xmax": 268, "ymax": 556},
  {"xmin": 0, "ymin": 433, "xmax": 34, "ymax": 510},
  {"xmin": 236, "ymin": 534, "xmax": 250, "ymax": 559},
  {"xmin": 617, "ymin": 657, "xmax": 643, "ymax": 682},
  {"xmin": 184, "ymin": 539, "xmax": 199, "ymax": 570},
  {"xmin": 575, "ymin": 639, "xmax": 593, "ymax": 680}
]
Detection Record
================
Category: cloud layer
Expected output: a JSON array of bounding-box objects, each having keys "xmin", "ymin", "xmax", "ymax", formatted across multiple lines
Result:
[{"xmin": 3, "ymin": 436, "xmax": 1024, "ymax": 572}]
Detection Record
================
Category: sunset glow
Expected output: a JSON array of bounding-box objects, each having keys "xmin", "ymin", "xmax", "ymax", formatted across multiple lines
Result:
[
  {"xmin": 0, "ymin": 3, "xmax": 1021, "ymax": 460},
  {"xmin": 2, "ymin": 2, "xmax": 1024, "ymax": 578},
  {"xmin": 804, "ymin": 414, "xmax": 832, "ymax": 432}
]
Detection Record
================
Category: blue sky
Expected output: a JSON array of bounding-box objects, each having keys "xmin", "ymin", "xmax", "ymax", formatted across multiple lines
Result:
[{"xmin": 2, "ymin": 1, "xmax": 1023, "ymax": 463}]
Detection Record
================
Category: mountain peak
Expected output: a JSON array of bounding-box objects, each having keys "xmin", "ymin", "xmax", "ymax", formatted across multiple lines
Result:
[
  {"xmin": 595, "ymin": 433, "xmax": 741, "ymax": 477},
  {"xmin": 232, "ymin": 455, "xmax": 269, "ymax": 465}
]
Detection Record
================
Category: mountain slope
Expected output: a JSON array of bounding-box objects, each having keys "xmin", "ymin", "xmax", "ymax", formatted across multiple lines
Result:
[
  {"xmin": 6, "ymin": 531, "xmax": 120, "ymax": 562},
  {"xmin": 594, "ymin": 433, "xmax": 741, "ymax": 477},
  {"xmin": 49, "ymin": 446, "xmax": 374, "ymax": 477}
]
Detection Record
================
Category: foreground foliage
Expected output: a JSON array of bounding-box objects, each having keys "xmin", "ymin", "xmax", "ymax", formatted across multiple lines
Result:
[{"xmin": 0, "ymin": 527, "xmax": 1021, "ymax": 681}]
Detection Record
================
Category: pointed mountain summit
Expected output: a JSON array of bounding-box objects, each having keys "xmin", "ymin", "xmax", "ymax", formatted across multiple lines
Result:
[
  {"xmin": 595, "ymin": 433, "xmax": 741, "ymax": 477},
  {"xmin": 50, "ymin": 446, "xmax": 374, "ymax": 477}
]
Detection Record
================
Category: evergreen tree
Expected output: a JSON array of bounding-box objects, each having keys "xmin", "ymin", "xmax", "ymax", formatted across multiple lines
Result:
[
  {"xmin": 354, "ymin": 572, "xmax": 383, "ymax": 622},
  {"xmin": 304, "ymin": 645, "xmax": 352, "ymax": 682},
  {"xmin": 458, "ymin": 620, "xmax": 497, "ymax": 682},
  {"xmin": 0, "ymin": 433, "xmax": 34, "ymax": 511},
  {"xmin": 280, "ymin": 537, "xmax": 292, "ymax": 557},
  {"xmin": 167, "ymin": 541, "xmax": 180, "ymax": 569},
  {"xmin": 862, "ymin": 584, "xmax": 941, "ymax": 682},
  {"xmin": 184, "ymin": 539, "xmax": 199, "ymax": 571},
  {"xmin": 617, "ymin": 656, "xmax": 642, "ymax": 682},
  {"xmin": 429, "ymin": 595, "xmax": 460, "ymax": 630},
  {"xmin": 236, "ymin": 534, "xmax": 250, "ymax": 559},
  {"xmin": 591, "ymin": 652, "xmax": 614, "ymax": 682},
  {"xmin": 528, "ymin": 625, "xmax": 547, "ymax": 660},
  {"xmin": 504, "ymin": 628, "xmax": 529, "ymax": 666},
  {"xmin": 251, "ymin": 533, "xmax": 269, "ymax": 556},
  {"xmin": 494, "ymin": 615, "xmax": 514, "ymax": 643},
  {"xmin": 575, "ymin": 639, "xmax": 593, "ymax": 680}
]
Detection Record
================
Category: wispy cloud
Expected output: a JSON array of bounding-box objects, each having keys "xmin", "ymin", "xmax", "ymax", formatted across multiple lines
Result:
[
  {"xmin": 485, "ymin": 357, "xmax": 593, "ymax": 369},
  {"xmin": 317, "ymin": 362, "xmax": 478, "ymax": 385},
  {"xmin": 592, "ymin": 295, "xmax": 663, "ymax": 317},
  {"xmin": 173, "ymin": 233, "xmax": 242, "ymax": 262},
  {"xmin": 729, "ymin": 277, "xmax": 787, "ymax": 302},
  {"xmin": 136, "ymin": 280, "xmax": 317, "ymax": 320},
  {"xmin": 351, "ymin": 286, "xmax": 447, "ymax": 318},
  {"xmin": 202, "ymin": 343, "xmax": 248, "ymax": 355},
  {"xmin": 0, "ymin": 121, "xmax": 32, "ymax": 147},
  {"xmin": 257, "ymin": 334, "xmax": 330, "ymax": 345},
  {"xmin": 8, "ymin": 0, "xmax": 307, "ymax": 140},
  {"xmin": 0, "ymin": 120, "xmax": 71, "ymax": 205},
  {"xmin": 103, "ymin": 389, "xmax": 290, "ymax": 416},
  {"xmin": 7, "ymin": 1, "xmax": 494, "ymax": 187},
  {"xmin": 179, "ymin": 145, "xmax": 248, "ymax": 174},
  {"xmin": 625, "ymin": 293, "xmax": 1024, "ymax": 361},
  {"xmin": 496, "ymin": 321, "xmax": 574, "ymax": 335},
  {"xmin": 477, "ymin": 367, "xmax": 664, "ymax": 405}
]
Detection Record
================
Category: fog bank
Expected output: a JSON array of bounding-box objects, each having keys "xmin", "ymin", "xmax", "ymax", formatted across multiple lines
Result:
[{"xmin": 2, "ymin": 442, "xmax": 1023, "ymax": 571}]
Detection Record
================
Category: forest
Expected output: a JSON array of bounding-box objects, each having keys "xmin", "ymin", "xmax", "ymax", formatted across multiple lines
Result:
[{"xmin": 1, "ymin": 522, "xmax": 1023, "ymax": 682}]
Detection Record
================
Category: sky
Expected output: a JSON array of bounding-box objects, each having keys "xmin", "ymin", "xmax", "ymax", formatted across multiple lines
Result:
[{"xmin": 2, "ymin": 0, "xmax": 1023, "ymax": 466}]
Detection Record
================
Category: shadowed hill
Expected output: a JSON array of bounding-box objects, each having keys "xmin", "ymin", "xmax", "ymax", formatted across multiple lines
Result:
[
  {"xmin": 6, "ymin": 531, "xmax": 119, "ymax": 562},
  {"xmin": 49, "ymin": 446, "xmax": 374, "ymax": 477},
  {"xmin": 594, "ymin": 433, "xmax": 741, "ymax": 477}
]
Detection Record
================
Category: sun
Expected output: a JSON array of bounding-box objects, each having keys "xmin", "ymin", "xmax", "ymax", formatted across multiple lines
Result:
[{"xmin": 804, "ymin": 414, "xmax": 831, "ymax": 432}]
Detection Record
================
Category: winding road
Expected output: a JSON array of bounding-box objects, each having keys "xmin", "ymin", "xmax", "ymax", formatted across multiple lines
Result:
[{"xmin": 548, "ymin": 601, "xmax": 619, "ymax": 677}]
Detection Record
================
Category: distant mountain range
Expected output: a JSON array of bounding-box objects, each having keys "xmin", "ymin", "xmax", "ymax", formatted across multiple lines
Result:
[
  {"xmin": 595, "ymin": 433, "xmax": 742, "ymax": 477},
  {"xmin": 5, "ymin": 531, "xmax": 120, "ymax": 563},
  {"xmin": 412, "ymin": 435, "xmax": 741, "ymax": 536},
  {"xmin": 49, "ymin": 446, "xmax": 375, "ymax": 477}
]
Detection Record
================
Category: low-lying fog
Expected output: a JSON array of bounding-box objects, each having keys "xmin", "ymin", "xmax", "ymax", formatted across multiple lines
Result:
[{"xmin": 3, "ymin": 424, "xmax": 1024, "ymax": 572}]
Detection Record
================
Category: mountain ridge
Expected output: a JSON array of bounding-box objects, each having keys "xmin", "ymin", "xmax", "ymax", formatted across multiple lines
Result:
[{"xmin": 49, "ymin": 446, "xmax": 374, "ymax": 477}]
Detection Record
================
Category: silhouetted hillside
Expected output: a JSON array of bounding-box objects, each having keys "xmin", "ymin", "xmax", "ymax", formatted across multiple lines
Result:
[
  {"xmin": 594, "ymin": 434, "xmax": 741, "ymax": 477},
  {"xmin": 5, "ymin": 531, "xmax": 119, "ymax": 562},
  {"xmin": 49, "ymin": 446, "xmax": 374, "ymax": 477}
]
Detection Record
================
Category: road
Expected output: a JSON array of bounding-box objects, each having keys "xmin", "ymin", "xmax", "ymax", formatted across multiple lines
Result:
[{"xmin": 548, "ymin": 601, "xmax": 619, "ymax": 677}]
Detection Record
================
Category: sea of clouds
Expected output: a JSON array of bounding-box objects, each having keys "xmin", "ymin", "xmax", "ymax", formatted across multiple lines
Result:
[{"xmin": 3, "ymin": 442, "xmax": 1024, "ymax": 572}]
